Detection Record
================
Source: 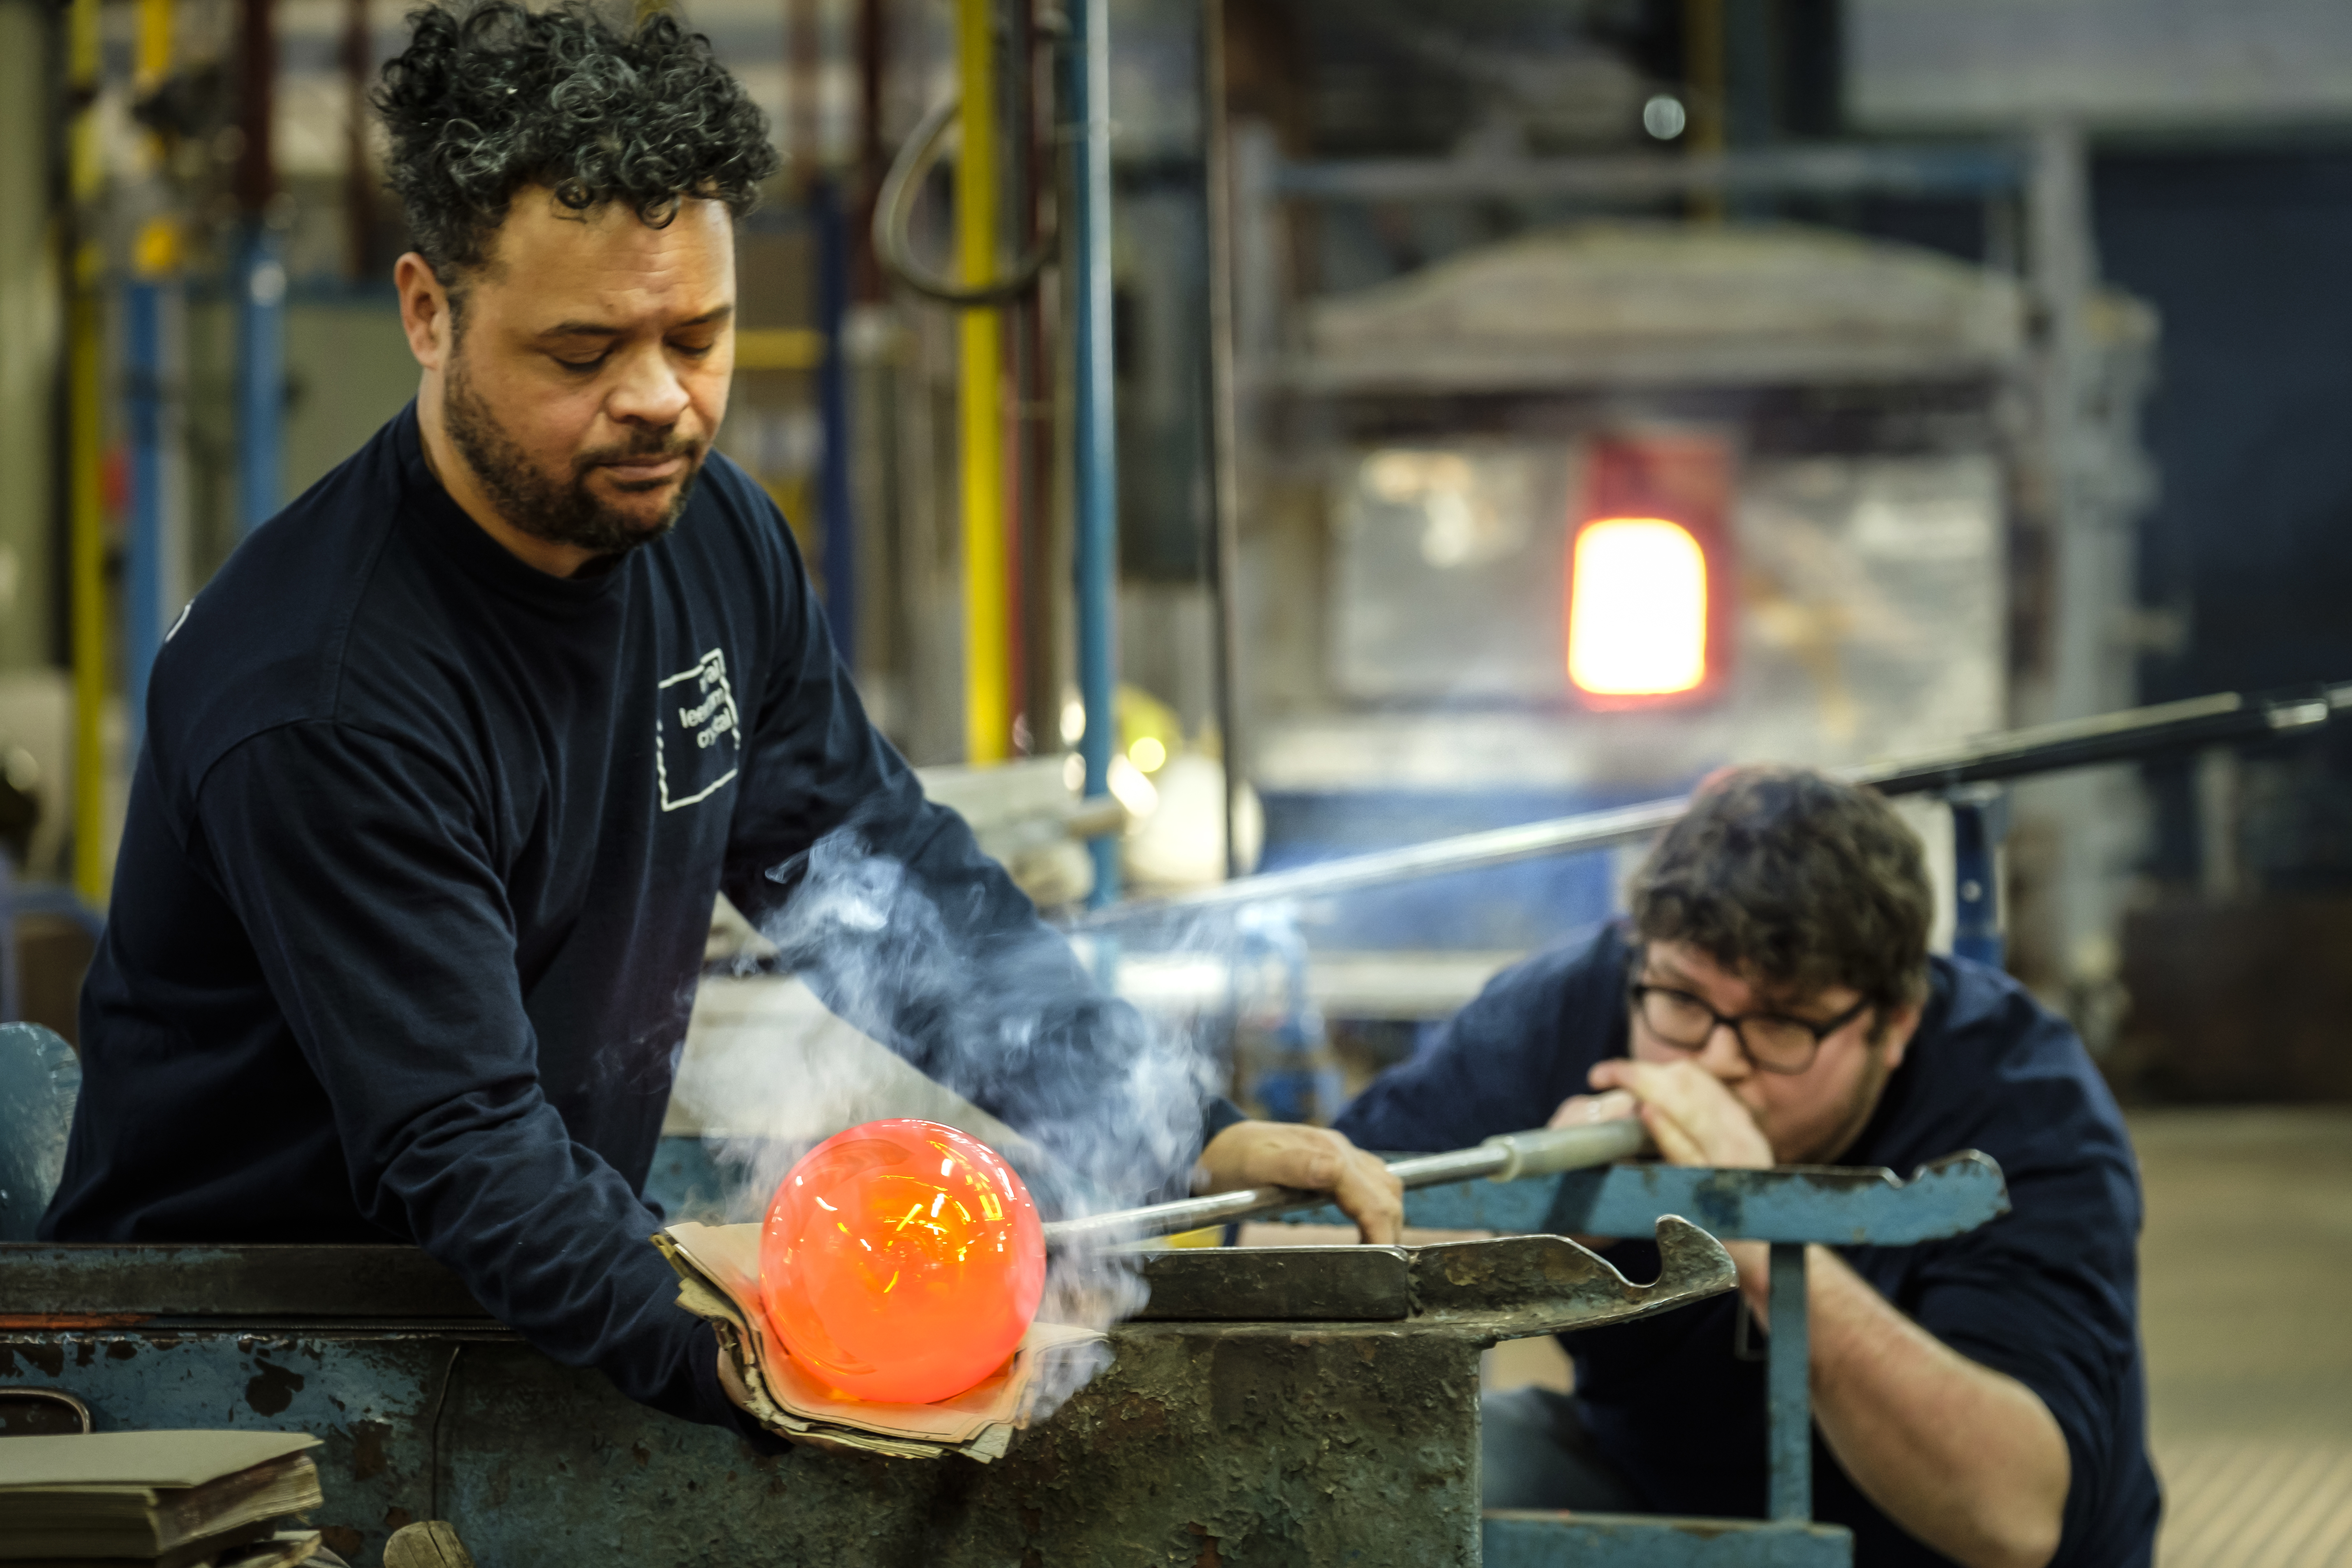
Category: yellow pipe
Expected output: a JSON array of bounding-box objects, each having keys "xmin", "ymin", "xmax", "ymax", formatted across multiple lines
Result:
[
  {"xmin": 67, "ymin": 272, "xmax": 102, "ymax": 909},
  {"xmin": 136, "ymin": 0, "xmax": 173, "ymax": 91},
  {"xmin": 731, "ymin": 326, "xmax": 829, "ymax": 371},
  {"xmin": 68, "ymin": 0, "xmax": 108, "ymax": 903},
  {"xmin": 69, "ymin": 255, "xmax": 104, "ymax": 904},
  {"xmin": 1682, "ymin": 0, "xmax": 1725, "ymax": 223},
  {"xmin": 957, "ymin": 0, "xmax": 1008, "ymax": 764}
]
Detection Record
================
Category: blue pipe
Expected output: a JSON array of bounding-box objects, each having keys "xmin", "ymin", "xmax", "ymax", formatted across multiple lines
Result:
[
  {"xmin": 1765, "ymin": 1243, "xmax": 1813, "ymax": 1521},
  {"xmin": 1232, "ymin": 908, "xmax": 1340, "ymax": 1124},
  {"xmin": 235, "ymin": 224, "xmax": 286, "ymax": 534},
  {"xmin": 1950, "ymin": 786, "xmax": 2006, "ymax": 969},
  {"xmin": 1068, "ymin": 0, "xmax": 1119, "ymax": 906},
  {"xmin": 124, "ymin": 278, "xmax": 168, "ymax": 743},
  {"xmin": 812, "ymin": 176, "xmax": 856, "ymax": 666}
]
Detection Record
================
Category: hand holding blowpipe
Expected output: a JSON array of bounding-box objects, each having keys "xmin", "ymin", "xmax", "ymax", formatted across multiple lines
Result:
[{"xmin": 1040, "ymin": 1116, "xmax": 1650, "ymax": 1248}]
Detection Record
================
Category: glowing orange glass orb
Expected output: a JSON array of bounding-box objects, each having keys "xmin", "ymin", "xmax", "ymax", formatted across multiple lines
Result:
[
  {"xmin": 1566, "ymin": 516, "xmax": 1709, "ymax": 697},
  {"xmin": 759, "ymin": 1119, "xmax": 1045, "ymax": 1405}
]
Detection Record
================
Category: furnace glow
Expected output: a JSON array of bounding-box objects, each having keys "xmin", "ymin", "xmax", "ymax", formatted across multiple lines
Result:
[
  {"xmin": 760, "ymin": 1118, "xmax": 1045, "ymax": 1405},
  {"xmin": 1566, "ymin": 517, "xmax": 1709, "ymax": 696}
]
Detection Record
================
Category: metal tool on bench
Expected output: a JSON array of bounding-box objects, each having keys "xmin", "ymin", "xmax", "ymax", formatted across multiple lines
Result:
[
  {"xmin": 1284, "ymin": 1149, "xmax": 2015, "ymax": 1566},
  {"xmin": 1043, "ymin": 1117, "xmax": 1648, "ymax": 1247}
]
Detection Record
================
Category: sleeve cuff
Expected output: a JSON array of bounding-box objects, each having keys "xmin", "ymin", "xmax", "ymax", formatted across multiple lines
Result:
[
  {"xmin": 685, "ymin": 1319, "xmax": 795, "ymax": 1455},
  {"xmin": 1201, "ymin": 1096, "xmax": 1249, "ymax": 1144}
]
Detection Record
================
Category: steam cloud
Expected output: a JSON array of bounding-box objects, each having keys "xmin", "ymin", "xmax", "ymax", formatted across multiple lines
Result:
[{"xmin": 675, "ymin": 826, "xmax": 1224, "ymax": 1415}]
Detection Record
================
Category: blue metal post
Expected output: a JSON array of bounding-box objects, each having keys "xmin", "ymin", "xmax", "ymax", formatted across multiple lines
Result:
[
  {"xmin": 1767, "ymin": 1242, "xmax": 1811, "ymax": 1522},
  {"xmin": 1950, "ymin": 785, "xmax": 2006, "ymax": 969},
  {"xmin": 1232, "ymin": 907, "xmax": 1340, "ymax": 1124},
  {"xmin": 236, "ymin": 224, "xmax": 286, "ymax": 534},
  {"xmin": 125, "ymin": 278, "xmax": 167, "ymax": 741},
  {"xmin": 812, "ymin": 175, "xmax": 856, "ymax": 665},
  {"xmin": 1068, "ymin": 0, "xmax": 1120, "ymax": 906}
]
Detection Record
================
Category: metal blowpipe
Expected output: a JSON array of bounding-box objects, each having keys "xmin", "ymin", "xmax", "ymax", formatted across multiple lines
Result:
[{"xmin": 1042, "ymin": 1117, "xmax": 1649, "ymax": 1248}]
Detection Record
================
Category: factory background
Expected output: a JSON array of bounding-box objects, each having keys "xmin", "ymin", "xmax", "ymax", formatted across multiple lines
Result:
[{"xmin": 2, "ymin": 0, "xmax": 2350, "ymax": 1561}]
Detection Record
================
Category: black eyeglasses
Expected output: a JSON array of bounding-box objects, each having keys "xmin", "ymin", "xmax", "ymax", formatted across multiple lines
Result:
[{"xmin": 1626, "ymin": 982, "xmax": 1873, "ymax": 1076}]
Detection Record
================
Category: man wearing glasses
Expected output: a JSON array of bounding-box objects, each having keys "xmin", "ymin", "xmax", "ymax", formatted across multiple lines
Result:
[{"xmin": 1334, "ymin": 766, "xmax": 2158, "ymax": 1568}]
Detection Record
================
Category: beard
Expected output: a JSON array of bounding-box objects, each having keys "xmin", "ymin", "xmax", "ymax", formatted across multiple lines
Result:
[
  {"xmin": 1781, "ymin": 1035, "xmax": 1896, "ymax": 1165},
  {"xmin": 441, "ymin": 352, "xmax": 705, "ymax": 560}
]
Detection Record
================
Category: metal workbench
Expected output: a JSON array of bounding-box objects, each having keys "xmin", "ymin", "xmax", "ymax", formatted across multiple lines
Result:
[{"xmin": 1, "ymin": 1222, "xmax": 1732, "ymax": 1566}]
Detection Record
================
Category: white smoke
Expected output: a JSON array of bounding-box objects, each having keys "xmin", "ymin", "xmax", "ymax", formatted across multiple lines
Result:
[{"xmin": 670, "ymin": 826, "xmax": 1224, "ymax": 1415}]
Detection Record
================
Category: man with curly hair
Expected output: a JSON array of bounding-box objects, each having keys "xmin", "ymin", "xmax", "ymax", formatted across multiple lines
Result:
[
  {"xmin": 1337, "ymin": 768, "xmax": 2160, "ymax": 1568},
  {"xmin": 42, "ymin": 0, "xmax": 1400, "ymax": 1439}
]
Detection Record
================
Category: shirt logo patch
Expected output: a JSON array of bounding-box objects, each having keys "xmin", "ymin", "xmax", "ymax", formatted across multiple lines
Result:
[{"xmin": 655, "ymin": 648, "xmax": 742, "ymax": 812}]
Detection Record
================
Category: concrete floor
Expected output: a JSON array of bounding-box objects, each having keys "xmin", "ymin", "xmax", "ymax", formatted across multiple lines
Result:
[
  {"xmin": 1472, "ymin": 1107, "xmax": 2352, "ymax": 1563},
  {"xmin": 2134, "ymin": 1108, "xmax": 2352, "ymax": 1566}
]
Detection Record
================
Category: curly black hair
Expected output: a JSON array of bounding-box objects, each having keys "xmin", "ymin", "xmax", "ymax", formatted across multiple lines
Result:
[
  {"xmin": 1627, "ymin": 765, "xmax": 1934, "ymax": 1014},
  {"xmin": 375, "ymin": 1, "xmax": 778, "ymax": 291}
]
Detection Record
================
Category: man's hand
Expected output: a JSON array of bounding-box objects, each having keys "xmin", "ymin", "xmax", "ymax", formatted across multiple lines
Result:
[
  {"xmin": 1586, "ymin": 1058, "xmax": 1772, "ymax": 1170},
  {"xmin": 1583, "ymin": 1059, "xmax": 1774, "ymax": 1309},
  {"xmin": 1195, "ymin": 1122, "xmax": 1404, "ymax": 1244},
  {"xmin": 1545, "ymin": 1087, "xmax": 1640, "ymax": 1130}
]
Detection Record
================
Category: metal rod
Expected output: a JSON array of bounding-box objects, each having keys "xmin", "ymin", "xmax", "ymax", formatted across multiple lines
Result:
[
  {"xmin": 813, "ymin": 174, "xmax": 857, "ymax": 665},
  {"xmin": 958, "ymin": 0, "xmax": 1010, "ymax": 763},
  {"xmin": 1075, "ymin": 795, "xmax": 1691, "ymax": 924},
  {"xmin": 67, "ymin": 0, "xmax": 105, "ymax": 906},
  {"xmin": 235, "ymin": 0, "xmax": 282, "ymax": 536},
  {"xmin": 1012, "ymin": 0, "xmax": 1059, "ymax": 752},
  {"xmin": 1071, "ymin": 680, "xmax": 2351, "ymax": 927},
  {"xmin": 0, "ymin": 850, "xmax": 21, "ymax": 1023},
  {"xmin": 125, "ymin": 272, "xmax": 165, "ymax": 745},
  {"xmin": 1949, "ymin": 785, "xmax": 2004, "ymax": 969},
  {"xmin": 1042, "ymin": 1117, "xmax": 1646, "ymax": 1247},
  {"xmin": 1199, "ymin": 0, "xmax": 1247, "ymax": 880},
  {"xmin": 1766, "ymin": 1242, "xmax": 1811, "ymax": 1521},
  {"xmin": 1068, "ymin": 0, "xmax": 1120, "ymax": 904},
  {"xmin": 1272, "ymin": 143, "xmax": 2028, "ymax": 205}
]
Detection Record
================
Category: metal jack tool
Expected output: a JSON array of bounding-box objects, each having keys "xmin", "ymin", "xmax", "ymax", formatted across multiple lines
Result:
[{"xmin": 1287, "ymin": 1150, "xmax": 2013, "ymax": 1566}]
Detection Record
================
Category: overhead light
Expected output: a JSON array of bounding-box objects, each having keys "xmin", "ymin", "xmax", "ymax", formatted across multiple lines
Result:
[{"xmin": 1566, "ymin": 517, "xmax": 1709, "ymax": 697}]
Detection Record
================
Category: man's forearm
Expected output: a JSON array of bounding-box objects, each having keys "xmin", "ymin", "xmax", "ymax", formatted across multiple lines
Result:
[{"xmin": 1750, "ymin": 1246, "xmax": 2067, "ymax": 1568}]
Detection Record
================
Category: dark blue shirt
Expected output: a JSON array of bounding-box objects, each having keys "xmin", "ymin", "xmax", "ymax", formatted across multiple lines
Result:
[
  {"xmin": 43, "ymin": 405, "xmax": 1197, "ymax": 1436},
  {"xmin": 1334, "ymin": 923, "xmax": 2160, "ymax": 1568}
]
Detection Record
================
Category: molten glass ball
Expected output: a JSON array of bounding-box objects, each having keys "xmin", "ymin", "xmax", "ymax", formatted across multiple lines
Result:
[{"xmin": 759, "ymin": 1118, "xmax": 1045, "ymax": 1404}]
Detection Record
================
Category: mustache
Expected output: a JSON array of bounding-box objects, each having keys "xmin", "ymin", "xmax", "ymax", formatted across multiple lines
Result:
[{"xmin": 575, "ymin": 429, "xmax": 703, "ymax": 472}]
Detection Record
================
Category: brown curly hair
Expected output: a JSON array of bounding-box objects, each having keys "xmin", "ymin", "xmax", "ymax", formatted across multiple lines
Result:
[
  {"xmin": 375, "ymin": 2, "xmax": 779, "ymax": 292},
  {"xmin": 1627, "ymin": 765, "xmax": 1934, "ymax": 1012}
]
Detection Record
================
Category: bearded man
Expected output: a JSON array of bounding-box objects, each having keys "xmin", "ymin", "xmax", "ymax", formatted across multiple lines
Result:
[
  {"xmin": 1335, "ymin": 767, "xmax": 2160, "ymax": 1568},
  {"xmin": 42, "ymin": 0, "xmax": 1399, "ymax": 1438}
]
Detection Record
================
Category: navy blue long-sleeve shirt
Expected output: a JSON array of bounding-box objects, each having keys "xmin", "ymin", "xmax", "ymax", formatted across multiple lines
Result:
[
  {"xmin": 1334, "ymin": 924, "xmax": 2160, "ymax": 1568},
  {"xmin": 42, "ymin": 405, "xmax": 1210, "ymax": 1434}
]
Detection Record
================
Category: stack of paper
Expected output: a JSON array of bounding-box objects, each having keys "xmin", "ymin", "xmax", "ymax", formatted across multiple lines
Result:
[{"xmin": 0, "ymin": 1431, "xmax": 325, "ymax": 1568}]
